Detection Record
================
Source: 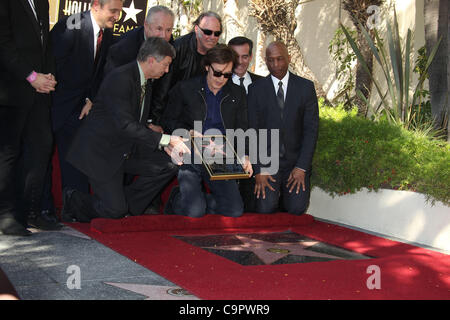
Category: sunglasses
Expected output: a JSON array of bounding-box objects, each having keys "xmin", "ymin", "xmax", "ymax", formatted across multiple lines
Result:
[
  {"xmin": 209, "ymin": 65, "xmax": 233, "ymax": 79},
  {"xmin": 198, "ymin": 26, "xmax": 222, "ymax": 37}
]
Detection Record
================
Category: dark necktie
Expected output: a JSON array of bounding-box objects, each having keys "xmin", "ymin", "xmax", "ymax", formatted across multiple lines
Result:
[
  {"xmin": 277, "ymin": 81, "xmax": 284, "ymax": 115},
  {"xmin": 239, "ymin": 77, "xmax": 245, "ymax": 88},
  {"xmin": 95, "ymin": 29, "xmax": 103, "ymax": 63},
  {"xmin": 277, "ymin": 81, "xmax": 286, "ymax": 157},
  {"xmin": 139, "ymin": 83, "xmax": 146, "ymax": 121}
]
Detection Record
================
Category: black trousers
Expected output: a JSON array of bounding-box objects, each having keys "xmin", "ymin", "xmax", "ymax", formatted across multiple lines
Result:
[
  {"xmin": 255, "ymin": 166, "xmax": 312, "ymax": 215},
  {"xmin": 70, "ymin": 148, "xmax": 178, "ymax": 222},
  {"xmin": 54, "ymin": 112, "xmax": 90, "ymax": 194},
  {"xmin": 0, "ymin": 96, "xmax": 53, "ymax": 224}
]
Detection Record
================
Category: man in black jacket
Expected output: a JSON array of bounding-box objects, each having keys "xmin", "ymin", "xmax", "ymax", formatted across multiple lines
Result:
[
  {"xmin": 152, "ymin": 11, "xmax": 222, "ymax": 122},
  {"xmin": 61, "ymin": 38, "xmax": 189, "ymax": 222},
  {"xmin": 162, "ymin": 45, "xmax": 252, "ymax": 218},
  {"xmin": 0, "ymin": 0, "xmax": 59, "ymax": 235}
]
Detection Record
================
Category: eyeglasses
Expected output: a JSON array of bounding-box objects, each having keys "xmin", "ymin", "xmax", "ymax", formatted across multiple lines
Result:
[
  {"xmin": 209, "ymin": 65, "xmax": 233, "ymax": 79},
  {"xmin": 198, "ymin": 26, "xmax": 222, "ymax": 37}
]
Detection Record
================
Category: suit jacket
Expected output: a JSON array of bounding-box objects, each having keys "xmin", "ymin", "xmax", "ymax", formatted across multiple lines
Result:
[
  {"xmin": 0, "ymin": 0, "xmax": 53, "ymax": 107},
  {"xmin": 248, "ymin": 71, "xmax": 264, "ymax": 83},
  {"xmin": 66, "ymin": 61, "xmax": 163, "ymax": 182},
  {"xmin": 152, "ymin": 32, "xmax": 206, "ymax": 125},
  {"xmin": 103, "ymin": 26, "xmax": 174, "ymax": 124},
  {"xmin": 103, "ymin": 26, "xmax": 145, "ymax": 76},
  {"xmin": 248, "ymin": 72, "xmax": 319, "ymax": 174},
  {"xmin": 50, "ymin": 10, "xmax": 113, "ymax": 131}
]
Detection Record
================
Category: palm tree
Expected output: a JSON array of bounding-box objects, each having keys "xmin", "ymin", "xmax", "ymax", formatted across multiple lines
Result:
[
  {"xmin": 342, "ymin": 0, "xmax": 384, "ymax": 116},
  {"xmin": 424, "ymin": 0, "xmax": 449, "ymax": 140},
  {"xmin": 249, "ymin": 0, "xmax": 327, "ymax": 98}
]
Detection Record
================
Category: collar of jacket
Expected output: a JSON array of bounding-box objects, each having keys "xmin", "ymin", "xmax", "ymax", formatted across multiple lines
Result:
[
  {"xmin": 188, "ymin": 31, "xmax": 198, "ymax": 54},
  {"xmin": 197, "ymin": 76, "xmax": 232, "ymax": 97}
]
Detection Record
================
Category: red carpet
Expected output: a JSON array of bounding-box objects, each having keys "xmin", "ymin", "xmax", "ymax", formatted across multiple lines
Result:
[{"xmin": 69, "ymin": 213, "xmax": 450, "ymax": 300}]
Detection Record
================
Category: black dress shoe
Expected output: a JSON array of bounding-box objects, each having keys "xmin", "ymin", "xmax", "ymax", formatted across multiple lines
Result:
[
  {"xmin": 28, "ymin": 211, "xmax": 63, "ymax": 231},
  {"xmin": 61, "ymin": 188, "xmax": 77, "ymax": 222},
  {"xmin": 143, "ymin": 203, "xmax": 161, "ymax": 215},
  {"xmin": 0, "ymin": 217, "xmax": 31, "ymax": 236}
]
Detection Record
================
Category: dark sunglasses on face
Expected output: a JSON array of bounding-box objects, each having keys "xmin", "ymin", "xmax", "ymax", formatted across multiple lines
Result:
[
  {"xmin": 209, "ymin": 65, "xmax": 233, "ymax": 79},
  {"xmin": 198, "ymin": 26, "xmax": 222, "ymax": 37}
]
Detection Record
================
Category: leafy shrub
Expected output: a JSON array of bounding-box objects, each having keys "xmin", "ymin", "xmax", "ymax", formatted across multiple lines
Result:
[{"xmin": 311, "ymin": 100, "xmax": 450, "ymax": 206}]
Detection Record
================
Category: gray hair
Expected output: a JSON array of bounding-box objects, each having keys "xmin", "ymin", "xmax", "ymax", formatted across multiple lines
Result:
[
  {"xmin": 90, "ymin": 0, "xmax": 125, "ymax": 6},
  {"xmin": 192, "ymin": 11, "xmax": 222, "ymax": 32},
  {"xmin": 145, "ymin": 6, "xmax": 175, "ymax": 24},
  {"xmin": 137, "ymin": 37, "xmax": 176, "ymax": 62}
]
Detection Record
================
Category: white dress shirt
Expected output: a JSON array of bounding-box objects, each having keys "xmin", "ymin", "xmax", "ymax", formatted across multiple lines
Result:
[
  {"xmin": 232, "ymin": 72, "xmax": 252, "ymax": 94},
  {"xmin": 90, "ymin": 11, "xmax": 103, "ymax": 59},
  {"xmin": 270, "ymin": 72, "xmax": 289, "ymax": 101}
]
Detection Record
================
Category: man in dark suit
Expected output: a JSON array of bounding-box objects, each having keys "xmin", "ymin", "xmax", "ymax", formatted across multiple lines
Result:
[
  {"xmin": 0, "ymin": 0, "xmax": 59, "ymax": 236},
  {"xmin": 103, "ymin": 6, "xmax": 175, "ymax": 214},
  {"xmin": 50, "ymin": 0, "xmax": 123, "ymax": 196},
  {"xmin": 248, "ymin": 41, "xmax": 319, "ymax": 215},
  {"xmin": 228, "ymin": 36, "xmax": 264, "ymax": 212},
  {"xmin": 61, "ymin": 37, "xmax": 190, "ymax": 222},
  {"xmin": 104, "ymin": 5, "xmax": 175, "ymax": 132}
]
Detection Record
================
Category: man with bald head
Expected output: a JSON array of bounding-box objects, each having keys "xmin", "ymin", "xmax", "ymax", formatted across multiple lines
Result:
[{"xmin": 247, "ymin": 41, "xmax": 319, "ymax": 215}]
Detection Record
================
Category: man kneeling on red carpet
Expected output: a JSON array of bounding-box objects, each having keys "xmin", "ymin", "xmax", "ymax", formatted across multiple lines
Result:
[
  {"xmin": 161, "ymin": 44, "xmax": 253, "ymax": 218},
  {"xmin": 61, "ymin": 38, "xmax": 190, "ymax": 222}
]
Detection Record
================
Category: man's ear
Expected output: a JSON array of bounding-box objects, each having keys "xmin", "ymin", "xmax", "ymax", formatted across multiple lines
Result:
[
  {"xmin": 146, "ymin": 56, "xmax": 155, "ymax": 67},
  {"xmin": 205, "ymin": 65, "xmax": 210, "ymax": 73},
  {"xmin": 91, "ymin": 0, "xmax": 100, "ymax": 11}
]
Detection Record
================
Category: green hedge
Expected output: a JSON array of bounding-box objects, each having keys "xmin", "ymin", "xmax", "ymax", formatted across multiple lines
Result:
[{"xmin": 311, "ymin": 101, "xmax": 450, "ymax": 206}]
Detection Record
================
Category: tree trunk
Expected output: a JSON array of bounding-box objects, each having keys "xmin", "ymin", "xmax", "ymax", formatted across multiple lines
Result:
[
  {"xmin": 254, "ymin": 29, "xmax": 267, "ymax": 75},
  {"xmin": 285, "ymin": 33, "xmax": 327, "ymax": 98},
  {"xmin": 223, "ymin": 0, "xmax": 244, "ymax": 43},
  {"xmin": 424, "ymin": 0, "xmax": 449, "ymax": 138},
  {"xmin": 353, "ymin": 29, "xmax": 374, "ymax": 117}
]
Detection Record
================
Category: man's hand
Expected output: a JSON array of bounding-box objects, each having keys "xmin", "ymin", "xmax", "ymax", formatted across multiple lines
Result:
[
  {"xmin": 243, "ymin": 156, "xmax": 253, "ymax": 177},
  {"xmin": 148, "ymin": 124, "xmax": 164, "ymax": 133},
  {"xmin": 189, "ymin": 129, "xmax": 203, "ymax": 138},
  {"xmin": 254, "ymin": 173, "xmax": 276, "ymax": 199},
  {"xmin": 31, "ymin": 73, "xmax": 57, "ymax": 94},
  {"xmin": 286, "ymin": 168, "xmax": 306, "ymax": 194},
  {"xmin": 164, "ymin": 135, "xmax": 191, "ymax": 165},
  {"xmin": 79, "ymin": 98, "xmax": 93, "ymax": 119}
]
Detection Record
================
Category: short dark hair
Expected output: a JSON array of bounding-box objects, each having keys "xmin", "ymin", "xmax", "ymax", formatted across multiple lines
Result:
[
  {"xmin": 137, "ymin": 37, "xmax": 176, "ymax": 62},
  {"xmin": 228, "ymin": 36, "xmax": 254, "ymax": 55},
  {"xmin": 202, "ymin": 44, "xmax": 237, "ymax": 69},
  {"xmin": 192, "ymin": 11, "xmax": 222, "ymax": 32}
]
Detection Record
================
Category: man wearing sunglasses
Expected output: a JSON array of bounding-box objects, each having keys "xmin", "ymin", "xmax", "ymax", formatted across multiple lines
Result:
[
  {"xmin": 162, "ymin": 45, "xmax": 252, "ymax": 218},
  {"xmin": 153, "ymin": 11, "xmax": 223, "ymax": 132}
]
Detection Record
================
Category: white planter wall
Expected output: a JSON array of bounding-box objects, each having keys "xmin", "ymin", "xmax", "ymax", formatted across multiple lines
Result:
[{"xmin": 308, "ymin": 188, "xmax": 450, "ymax": 252}]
